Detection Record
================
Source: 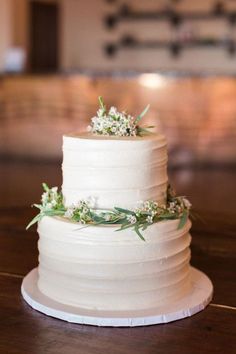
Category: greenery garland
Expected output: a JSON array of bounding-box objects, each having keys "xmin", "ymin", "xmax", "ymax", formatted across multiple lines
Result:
[{"xmin": 26, "ymin": 183, "xmax": 191, "ymax": 241}]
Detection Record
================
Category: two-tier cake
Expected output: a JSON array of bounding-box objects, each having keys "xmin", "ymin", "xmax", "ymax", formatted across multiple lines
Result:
[{"xmin": 22, "ymin": 98, "xmax": 213, "ymax": 326}]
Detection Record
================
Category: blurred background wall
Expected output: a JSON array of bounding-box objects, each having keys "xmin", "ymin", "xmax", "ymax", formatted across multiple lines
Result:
[
  {"xmin": 0, "ymin": 0, "xmax": 236, "ymax": 166},
  {"xmin": 2, "ymin": 0, "xmax": 236, "ymax": 73}
]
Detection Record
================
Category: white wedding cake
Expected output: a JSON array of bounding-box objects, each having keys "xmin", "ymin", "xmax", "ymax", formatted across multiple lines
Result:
[{"xmin": 24, "ymin": 98, "xmax": 212, "ymax": 324}]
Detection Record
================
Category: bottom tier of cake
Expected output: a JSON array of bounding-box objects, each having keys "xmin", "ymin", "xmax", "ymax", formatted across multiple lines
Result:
[{"xmin": 37, "ymin": 216, "xmax": 192, "ymax": 311}]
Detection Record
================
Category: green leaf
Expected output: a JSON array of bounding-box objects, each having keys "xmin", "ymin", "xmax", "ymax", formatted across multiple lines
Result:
[
  {"xmin": 115, "ymin": 223, "xmax": 135, "ymax": 231},
  {"xmin": 42, "ymin": 183, "xmax": 49, "ymax": 192},
  {"xmin": 91, "ymin": 214, "xmax": 106, "ymax": 223},
  {"xmin": 45, "ymin": 210, "xmax": 65, "ymax": 217},
  {"xmin": 26, "ymin": 213, "xmax": 42, "ymax": 230},
  {"xmin": 142, "ymin": 223, "xmax": 148, "ymax": 231},
  {"xmin": 111, "ymin": 218, "xmax": 127, "ymax": 224},
  {"xmin": 98, "ymin": 96, "xmax": 105, "ymax": 110},
  {"xmin": 137, "ymin": 126, "xmax": 154, "ymax": 133},
  {"xmin": 116, "ymin": 218, "xmax": 130, "ymax": 225},
  {"xmin": 33, "ymin": 204, "xmax": 43, "ymax": 210},
  {"xmin": 158, "ymin": 213, "xmax": 176, "ymax": 220},
  {"xmin": 178, "ymin": 210, "xmax": 188, "ymax": 229},
  {"xmin": 114, "ymin": 207, "xmax": 135, "ymax": 215},
  {"xmin": 135, "ymin": 104, "xmax": 150, "ymax": 124},
  {"xmin": 136, "ymin": 125, "xmax": 155, "ymax": 137},
  {"xmin": 134, "ymin": 224, "xmax": 146, "ymax": 241},
  {"xmin": 91, "ymin": 220, "xmax": 108, "ymax": 226}
]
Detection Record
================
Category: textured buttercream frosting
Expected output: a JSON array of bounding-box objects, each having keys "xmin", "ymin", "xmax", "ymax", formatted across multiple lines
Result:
[
  {"xmin": 38, "ymin": 216, "xmax": 192, "ymax": 311},
  {"xmin": 62, "ymin": 132, "xmax": 168, "ymax": 209},
  {"xmin": 36, "ymin": 130, "xmax": 194, "ymax": 313}
]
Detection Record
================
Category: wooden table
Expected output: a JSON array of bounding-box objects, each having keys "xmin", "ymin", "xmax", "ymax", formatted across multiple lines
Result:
[{"xmin": 0, "ymin": 162, "xmax": 235, "ymax": 354}]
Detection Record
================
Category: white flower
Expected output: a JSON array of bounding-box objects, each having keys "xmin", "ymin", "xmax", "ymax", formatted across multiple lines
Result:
[
  {"xmin": 144, "ymin": 201, "xmax": 150, "ymax": 208},
  {"xmin": 51, "ymin": 187, "xmax": 58, "ymax": 193},
  {"xmin": 41, "ymin": 192, "xmax": 48, "ymax": 203},
  {"xmin": 91, "ymin": 116, "xmax": 98, "ymax": 124},
  {"xmin": 64, "ymin": 206, "xmax": 75, "ymax": 218},
  {"xmin": 82, "ymin": 207, "xmax": 89, "ymax": 214},
  {"xmin": 104, "ymin": 214, "xmax": 112, "ymax": 221},
  {"xmin": 97, "ymin": 108, "xmax": 105, "ymax": 117},
  {"xmin": 77, "ymin": 200, "xmax": 85, "ymax": 209},
  {"xmin": 109, "ymin": 106, "xmax": 118, "ymax": 116},
  {"xmin": 45, "ymin": 202, "xmax": 53, "ymax": 210},
  {"xmin": 183, "ymin": 197, "xmax": 192, "ymax": 209},
  {"xmin": 51, "ymin": 200, "xmax": 57, "ymax": 207},
  {"xmin": 120, "ymin": 126, "xmax": 128, "ymax": 135},
  {"xmin": 90, "ymin": 101, "xmax": 140, "ymax": 137},
  {"xmin": 146, "ymin": 215, "xmax": 153, "ymax": 224},
  {"xmin": 126, "ymin": 214, "xmax": 137, "ymax": 224}
]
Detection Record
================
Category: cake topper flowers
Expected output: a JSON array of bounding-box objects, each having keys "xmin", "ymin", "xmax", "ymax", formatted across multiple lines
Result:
[{"xmin": 88, "ymin": 97, "xmax": 154, "ymax": 137}]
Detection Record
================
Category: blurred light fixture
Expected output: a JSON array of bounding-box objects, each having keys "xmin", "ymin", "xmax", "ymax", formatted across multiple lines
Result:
[{"xmin": 138, "ymin": 73, "xmax": 167, "ymax": 89}]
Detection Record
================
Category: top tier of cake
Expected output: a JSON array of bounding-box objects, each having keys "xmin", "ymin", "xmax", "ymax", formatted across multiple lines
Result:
[{"xmin": 62, "ymin": 132, "xmax": 168, "ymax": 209}]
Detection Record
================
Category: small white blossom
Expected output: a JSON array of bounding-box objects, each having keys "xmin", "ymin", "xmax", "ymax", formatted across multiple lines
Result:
[
  {"xmin": 45, "ymin": 202, "xmax": 53, "ymax": 210},
  {"xmin": 51, "ymin": 200, "xmax": 57, "ymax": 207},
  {"xmin": 91, "ymin": 116, "xmax": 98, "ymax": 124},
  {"xmin": 41, "ymin": 192, "xmax": 48, "ymax": 203},
  {"xmin": 97, "ymin": 108, "xmax": 105, "ymax": 117},
  {"xmin": 126, "ymin": 215, "xmax": 137, "ymax": 224},
  {"xmin": 146, "ymin": 215, "xmax": 153, "ymax": 224},
  {"xmin": 89, "ymin": 99, "xmax": 139, "ymax": 137},
  {"xmin": 151, "ymin": 210, "xmax": 156, "ymax": 217},
  {"xmin": 104, "ymin": 214, "xmax": 112, "ymax": 221},
  {"xmin": 183, "ymin": 197, "xmax": 192, "ymax": 209},
  {"xmin": 109, "ymin": 106, "xmax": 118, "ymax": 116},
  {"xmin": 64, "ymin": 205, "xmax": 75, "ymax": 218},
  {"xmin": 77, "ymin": 200, "xmax": 85, "ymax": 209},
  {"xmin": 111, "ymin": 126, "xmax": 117, "ymax": 133}
]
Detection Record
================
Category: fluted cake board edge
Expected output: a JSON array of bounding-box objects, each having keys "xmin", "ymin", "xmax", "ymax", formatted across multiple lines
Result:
[{"xmin": 21, "ymin": 267, "xmax": 213, "ymax": 327}]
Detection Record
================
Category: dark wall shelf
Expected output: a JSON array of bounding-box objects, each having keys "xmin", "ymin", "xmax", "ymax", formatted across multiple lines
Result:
[
  {"xmin": 105, "ymin": 36, "xmax": 236, "ymax": 57},
  {"xmin": 105, "ymin": 4, "xmax": 236, "ymax": 29},
  {"xmin": 104, "ymin": 1, "xmax": 236, "ymax": 58}
]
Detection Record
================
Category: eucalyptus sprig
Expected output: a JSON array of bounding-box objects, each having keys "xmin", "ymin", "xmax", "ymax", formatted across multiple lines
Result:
[
  {"xmin": 26, "ymin": 183, "xmax": 66, "ymax": 230},
  {"xmin": 88, "ymin": 97, "xmax": 154, "ymax": 137},
  {"xmin": 26, "ymin": 184, "xmax": 191, "ymax": 241}
]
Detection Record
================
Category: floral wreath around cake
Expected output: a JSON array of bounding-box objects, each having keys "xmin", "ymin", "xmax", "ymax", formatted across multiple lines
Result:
[{"xmin": 26, "ymin": 183, "xmax": 192, "ymax": 241}]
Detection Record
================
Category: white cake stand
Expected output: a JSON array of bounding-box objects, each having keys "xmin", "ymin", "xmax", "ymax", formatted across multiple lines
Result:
[{"xmin": 21, "ymin": 267, "xmax": 213, "ymax": 327}]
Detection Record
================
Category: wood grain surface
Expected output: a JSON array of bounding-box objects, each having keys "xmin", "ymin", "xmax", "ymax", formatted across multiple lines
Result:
[{"xmin": 0, "ymin": 161, "xmax": 235, "ymax": 354}]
